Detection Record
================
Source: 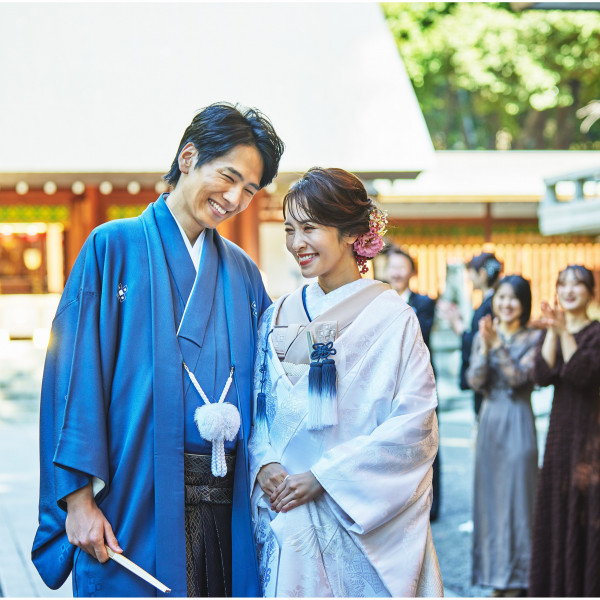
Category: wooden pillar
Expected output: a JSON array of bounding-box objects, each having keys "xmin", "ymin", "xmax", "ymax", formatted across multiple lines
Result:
[
  {"xmin": 484, "ymin": 203, "xmax": 492, "ymax": 242},
  {"xmin": 217, "ymin": 216, "xmax": 235, "ymax": 244},
  {"xmin": 66, "ymin": 185, "xmax": 105, "ymax": 274},
  {"xmin": 66, "ymin": 193, "xmax": 86, "ymax": 274},
  {"xmin": 86, "ymin": 185, "xmax": 105, "ymax": 231},
  {"xmin": 237, "ymin": 189, "xmax": 262, "ymax": 265}
]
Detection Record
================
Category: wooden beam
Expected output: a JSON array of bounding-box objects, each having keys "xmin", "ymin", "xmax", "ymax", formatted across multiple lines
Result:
[
  {"xmin": 379, "ymin": 194, "xmax": 542, "ymax": 204},
  {"xmin": 387, "ymin": 217, "xmax": 539, "ymax": 226},
  {"xmin": 0, "ymin": 190, "xmax": 73, "ymax": 206}
]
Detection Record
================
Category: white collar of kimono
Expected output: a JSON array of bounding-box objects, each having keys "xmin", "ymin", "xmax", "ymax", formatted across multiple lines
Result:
[
  {"xmin": 166, "ymin": 203, "xmax": 205, "ymax": 272},
  {"xmin": 399, "ymin": 288, "xmax": 411, "ymax": 303},
  {"xmin": 305, "ymin": 278, "xmax": 377, "ymax": 320}
]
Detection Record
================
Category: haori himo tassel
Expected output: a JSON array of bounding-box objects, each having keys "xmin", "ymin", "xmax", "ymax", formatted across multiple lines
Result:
[
  {"xmin": 184, "ymin": 363, "xmax": 240, "ymax": 477},
  {"xmin": 194, "ymin": 402, "xmax": 240, "ymax": 477},
  {"xmin": 307, "ymin": 333, "xmax": 338, "ymax": 430}
]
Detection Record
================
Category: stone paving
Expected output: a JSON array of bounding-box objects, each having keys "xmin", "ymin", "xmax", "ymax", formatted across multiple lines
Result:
[
  {"xmin": 432, "ymin": 374, "xmax": 551, "ymax": 598},
  {"xmin": 0, "ymin": 341, "xmax": 70, "ymax": 597}
]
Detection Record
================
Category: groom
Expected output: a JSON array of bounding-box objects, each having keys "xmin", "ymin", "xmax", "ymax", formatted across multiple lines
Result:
[{"xmin": 33, "ymin": 102, "xmax": 284, "ymax": 597}]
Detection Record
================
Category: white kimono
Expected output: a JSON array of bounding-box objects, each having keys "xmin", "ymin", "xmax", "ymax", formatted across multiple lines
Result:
[{"xmin": 249, "ymin": 280, "xmax": 444, "ymax": 597}]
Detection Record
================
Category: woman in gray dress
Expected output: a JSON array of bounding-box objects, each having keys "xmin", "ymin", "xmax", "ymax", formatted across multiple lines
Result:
[{"xmin": 467, "ymin": 275, "xmax": 540, "ymax": 597}]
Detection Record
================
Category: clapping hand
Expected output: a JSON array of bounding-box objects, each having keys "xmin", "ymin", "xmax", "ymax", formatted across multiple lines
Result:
[
  {"xmin": 479, "ymin": 314, "xmax": 501, "ymax": 351},
  {"xmin": 539, "ymin": 300, "xmax": 566, "ymax": 334}
]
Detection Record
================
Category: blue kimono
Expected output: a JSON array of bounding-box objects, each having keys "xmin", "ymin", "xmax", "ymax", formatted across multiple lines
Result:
[{"xmin": 32, "ymin": 195, "xmax": 270, "ymax": 597}]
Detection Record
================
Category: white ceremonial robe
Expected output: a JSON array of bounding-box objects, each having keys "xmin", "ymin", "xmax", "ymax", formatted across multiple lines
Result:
[{"xmin": 249, "ymin": 280, "xmax": 444, "ymax": 597}]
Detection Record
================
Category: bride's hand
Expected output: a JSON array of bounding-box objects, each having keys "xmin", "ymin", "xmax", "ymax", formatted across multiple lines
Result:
[
  {"xmin": 257, "ymin": 462, "xmax": 288, "ymax": 496},
  {"xmin": 270, "ymin": 471, "xmax": 324, "ymax": 513}
]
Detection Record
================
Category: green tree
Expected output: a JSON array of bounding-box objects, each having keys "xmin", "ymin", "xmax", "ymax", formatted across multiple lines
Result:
[{"xmin": 382, "ymin": 2, "xmax": 600, "ymax": 149}]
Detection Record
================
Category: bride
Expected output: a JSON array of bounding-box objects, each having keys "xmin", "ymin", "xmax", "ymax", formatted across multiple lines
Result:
[{"xmin": 248, "ymin": 167, "xmax": 443, "ymax": 597}]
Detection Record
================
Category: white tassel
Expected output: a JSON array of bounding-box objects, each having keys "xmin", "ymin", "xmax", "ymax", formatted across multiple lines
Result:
[
  {"xmin": 193, "ymin": 399, "xmax": 240, "ymax": 477},
  {"xmin": 186, "ymin": 363, "xmax": 240, "ymax": 477}
]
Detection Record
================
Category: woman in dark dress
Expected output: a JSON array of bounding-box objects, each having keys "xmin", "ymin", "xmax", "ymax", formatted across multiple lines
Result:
[{"xmin": 529, "ymin": 265, "xmax": 600, "ymax": 597}]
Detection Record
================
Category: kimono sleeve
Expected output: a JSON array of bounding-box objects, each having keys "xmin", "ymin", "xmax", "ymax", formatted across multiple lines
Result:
[
  {"xmin": 310, "ymin": 311, "xmax": 438, "ymax": 535},
  {"xmin": 32, "ymin": 236, "xmax": 113, "ymax": 589},
  {"xmin": 248, "ymin": 305, "xmax": 280, "ymax": 491},
  {"xmin": 52, "ymin": 288, "xmax": 112, "ymax": 505}
]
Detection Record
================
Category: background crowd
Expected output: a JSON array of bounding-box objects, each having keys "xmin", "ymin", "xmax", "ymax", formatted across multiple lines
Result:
[{"xmin": 384, "ymin": 247, "xmax": 600, "ymax": 598}]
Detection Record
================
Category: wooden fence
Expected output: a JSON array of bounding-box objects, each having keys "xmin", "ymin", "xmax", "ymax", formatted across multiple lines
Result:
[{"xmin": 377, "ymin": 240, "xmax": 600, "ymax": 319}]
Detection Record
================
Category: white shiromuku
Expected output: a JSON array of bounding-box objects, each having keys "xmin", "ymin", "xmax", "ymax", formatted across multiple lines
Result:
[{"xmin": 249, "ymin": 279, "xmax": 444, "ymax": 597}]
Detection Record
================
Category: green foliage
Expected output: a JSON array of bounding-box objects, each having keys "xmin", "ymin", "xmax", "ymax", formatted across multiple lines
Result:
[{"xmin": 381, "ymin": 2, "xmax": 600, "ymax": 149}]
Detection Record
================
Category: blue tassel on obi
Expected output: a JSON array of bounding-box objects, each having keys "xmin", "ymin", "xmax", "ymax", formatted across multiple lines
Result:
[
  {"xmin": 308, "ymin": 341, "xmax": 338, "ymax": 430},
  {"xmin": 256, "ymin": 390, "xmax": 268, "ymax": 434},
  {"xmin": 255, "ymin": 329, "xmax": 273, "ymax": 438}
]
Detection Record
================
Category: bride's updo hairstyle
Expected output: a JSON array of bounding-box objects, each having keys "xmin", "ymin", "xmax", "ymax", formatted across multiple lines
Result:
[
  {"xmin": 283, "ymin": 167, "xmax": 387, "ymax": 274},
  {"xmin": 283, "ymin": 167, "xmax": 371, "ymax": 239}
]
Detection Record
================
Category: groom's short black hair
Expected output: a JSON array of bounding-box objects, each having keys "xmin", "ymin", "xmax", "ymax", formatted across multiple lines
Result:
[{"xmin": 164, "ymin": 102, "xmax": 284, "ymax": 189}]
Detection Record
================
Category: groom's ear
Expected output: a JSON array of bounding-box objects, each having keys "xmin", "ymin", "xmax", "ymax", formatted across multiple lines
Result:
[{"xmin": 178, "ymin": 142, "xmax": 198, "ymax": 175}]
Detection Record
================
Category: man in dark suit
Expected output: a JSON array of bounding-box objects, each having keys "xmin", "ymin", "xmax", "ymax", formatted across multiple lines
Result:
[{"xmin": 385, "ymin": 246, "xmax": 440, "ymax": 521}]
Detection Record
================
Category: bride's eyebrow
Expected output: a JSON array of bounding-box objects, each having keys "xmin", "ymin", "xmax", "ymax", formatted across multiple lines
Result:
[{"xmin": 285, "ymin": 214, "xmax": 313, "ymax": 226}]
